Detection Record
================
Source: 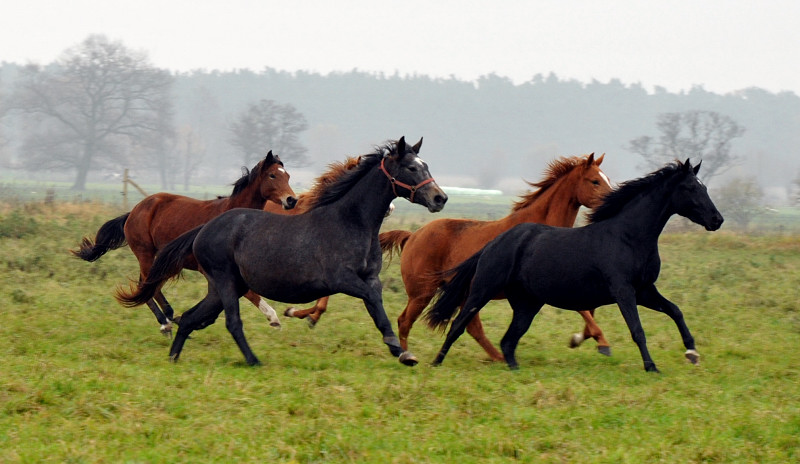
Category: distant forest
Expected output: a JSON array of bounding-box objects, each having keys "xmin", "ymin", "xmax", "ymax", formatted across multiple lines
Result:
[{"xmin": 2, "ymin": 62, "xmax": 799, "ymax": 201}]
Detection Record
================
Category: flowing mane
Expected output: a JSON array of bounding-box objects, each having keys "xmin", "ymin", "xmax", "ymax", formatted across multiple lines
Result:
[
  {"xmin": 511, "ymin": 155, "xmax": 590, "ymax": 213},
  {"xmin": 230, "ymin": 155, "xmax": 283, "ymax": 198},
  {"xmin": 588, "ymin": 161, "xmax": 683, "ymax": 224},
  {"xmin": 301, "ymin": 142, "xmax": 394, "ymax": 210}
]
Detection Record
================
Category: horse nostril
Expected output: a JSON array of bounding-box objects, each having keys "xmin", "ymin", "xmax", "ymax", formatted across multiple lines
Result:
[
  {"xmin": 435, "ymin": 194, "xmax": 448, "ymax": 206},
  {"xmin": 285, "ymin": 196, "xmax": 298, "ymax": 209}
]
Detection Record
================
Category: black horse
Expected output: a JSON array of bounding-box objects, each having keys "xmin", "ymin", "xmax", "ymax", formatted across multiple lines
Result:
[
  {"xmin": 117, "ymin": 137, "xmax": 447, "ymax": 366},
  {"xmin": 425, "ymin": 159, "xmax": 723, "ymax": 373}
]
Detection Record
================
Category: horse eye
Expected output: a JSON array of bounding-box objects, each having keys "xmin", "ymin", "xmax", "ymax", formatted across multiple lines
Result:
[
  {"xmin": 269, "ymin": 174, "xmax": 276, "ymax": 179},
  {"xmin": 408, "ymin": 166, "xmax": 418, "ymax": 172},
  {"xmin": 591, "ymin": 180, "xmax": 600, "ymax": 185}
]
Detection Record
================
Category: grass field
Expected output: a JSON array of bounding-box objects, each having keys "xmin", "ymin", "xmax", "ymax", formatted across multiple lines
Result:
[{"xmin": 1, "ymin": 202, "xmax": 799, "ymax": 463}]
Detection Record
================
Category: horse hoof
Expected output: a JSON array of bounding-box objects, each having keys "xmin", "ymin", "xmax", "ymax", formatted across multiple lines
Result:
[
  {"xmin": 169, "ymin": 354, "xmax": 179, "ymax": 363},
  {"xmin": 306, "ymin": 318, "xmax": 317, "ymax": 329},
  {"xmin": 160, "ymin": 323, "xmax": 173, "ymax": 338},
  {"xmin": 399, "ymin": 351, "xmax": 418, "ymax": 366},
  {"xmin": 685, "ymin": 349, "xmax": 700, "ymax": 365},
  {"xmin": 597, "ymin": 346, "xmax": 612, "ymax": 356},
  {"xmin": 284, "ymin": 307, "xmax": 296, "ymax": 317},
  {"xmin": 270, "ymin": 321, "xmax": 282, "ymax": 329},
  {"xmin": 569, "ymin": 333, "xmax": 585, "ymax": 348}
]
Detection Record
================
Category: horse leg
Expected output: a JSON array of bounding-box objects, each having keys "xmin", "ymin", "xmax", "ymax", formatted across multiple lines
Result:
[
  {"xmin": 342, "ymin": 276, "xmax": 411, "ymax": 365},
  {"xmin": 216, "ymin": 281, "xmax": 261, "ymax": 366},
  {"xmin": 614, "ymin": 287, "xmax": 658, "ymax": 372},
  {"xmin": 284, "ymin": 296, "xmax": 329, "ymax": 329},
  {"xmin": 396, "ymin": 293, "xmax": 433, "ymax": 352},
  {"xmin": 465, "ymin": 315, "xmax": 505, "ymax": 362},
  {"xmin": 169, "ymin": 292, "xmax": 224, "ymax": 363},
  {"xmin": 153, "ymin": 290, "xmax": 176, "ymax": 336},
  {"xmin": 243, "ymin": 290, "xmax": 281, "ymax": 329},
  {"xmin": 569, "ymin": 309, "xmax": 612, "ymax": 356},
  {"xmin": 637, "ymin": 284, "xmax": 699, "ymax": 365},
  {"xmin": 500, "ymin": 290, "xmax": 543, "ymax": 370}
]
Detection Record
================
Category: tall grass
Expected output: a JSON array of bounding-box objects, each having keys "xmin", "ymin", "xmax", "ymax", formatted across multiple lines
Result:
[{"xmin": 1, "ymin": 203, "xmax": 799, "ymax": 463}]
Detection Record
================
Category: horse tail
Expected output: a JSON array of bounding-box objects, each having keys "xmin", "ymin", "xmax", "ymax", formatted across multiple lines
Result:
[
  {"xmin": 379, "ymin": 230, "xmax": 412, "ymax": 260},
  {"xmin": 115, "ymin": 225, "xmax": 202, "ymax": 307},
  {"xmin": 424, "ymin": 250, "xmax": 483, "ymax": 333},
  {"xmin": 71, "ymin": 213, "xmax": 130, "ymax": 262}
]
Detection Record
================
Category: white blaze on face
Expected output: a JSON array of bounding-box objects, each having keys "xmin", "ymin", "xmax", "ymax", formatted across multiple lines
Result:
[
  {"xmin": 278, "ymin": 168, "xmax": 286, "ymax": 174},
  {"xmin": 599, "ymin": 171, "xmax": 612, "ymax": 188}
]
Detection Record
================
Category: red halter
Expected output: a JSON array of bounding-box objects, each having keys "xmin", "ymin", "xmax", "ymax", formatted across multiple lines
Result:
[{"xmin": 379, "ymin": 157, "xmax": 436, "ymax": 202}]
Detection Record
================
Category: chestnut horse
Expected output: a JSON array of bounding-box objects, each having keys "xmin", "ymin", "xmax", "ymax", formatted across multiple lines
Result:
[
  {"xmin": 73, "ymin": 152, "xmax": 297, "ymax": 334},
  {"xmin": 381, "ymin": 154, "xmax": 613, "ymax": 364}
]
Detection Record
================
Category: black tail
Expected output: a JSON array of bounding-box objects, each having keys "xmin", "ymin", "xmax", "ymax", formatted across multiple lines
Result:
[
  {"xmin": 115, "ymin": 225, "xmax": 203, "ymax": 307},
  {"xmin": 71, "ymin": 213, "xmax": 130, "ymax": 261},
  {"xmin": 424, "ymin": 250, "xmax": 483, "ymax": 332}
]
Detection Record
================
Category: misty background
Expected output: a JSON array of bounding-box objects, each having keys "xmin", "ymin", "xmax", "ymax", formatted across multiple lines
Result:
[{"xmin": 1, "ymin": 34, "xmax": 799, "ymax": 218}]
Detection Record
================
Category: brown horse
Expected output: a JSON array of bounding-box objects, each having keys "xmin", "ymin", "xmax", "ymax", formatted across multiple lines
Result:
[
  {"xmin": 72, "ymin": 152, "xmax": 297, "ymax": 334},
  {"xmin": 381, "ymin": 153, "xmax": 614, "ymax": 363}
]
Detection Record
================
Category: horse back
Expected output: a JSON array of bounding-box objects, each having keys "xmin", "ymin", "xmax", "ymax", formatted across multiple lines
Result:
[
  {"xmin": 126, "ymin": 193, "xmax": 228, "ymax": 250},
  {"xmin": 402, "ymin": 217, "xmax": 512, "ymax": 276}
]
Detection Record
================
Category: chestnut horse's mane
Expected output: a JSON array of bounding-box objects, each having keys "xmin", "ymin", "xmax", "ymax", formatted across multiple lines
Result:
[
  {"xmin": 511, "ymin": 155, "xmax": 591, "ymax": 213},
  {"xmin": 296, "ymin": 156, "xmax": 363, "ymax": 212}
]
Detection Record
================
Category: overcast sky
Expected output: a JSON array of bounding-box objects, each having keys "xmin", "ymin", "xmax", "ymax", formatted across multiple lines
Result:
[{"xmin": 2, "ymin": 0, "xmax": 798, "ymax": 95}]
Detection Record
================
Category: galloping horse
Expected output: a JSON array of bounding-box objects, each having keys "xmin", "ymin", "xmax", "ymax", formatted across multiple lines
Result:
[
  {"xmin": 116, "ymin": 137, "xmax": 448, "ymax": 366},
  {"xmin": 426, "ymin": 159, "xmax": 723, "ymax": 372},
  {"xmin": 73, "ymin": 152, "xmax": 297, "ymax": 334},
  {"xmin": 376, "ymin": 154, "xmax": 613, "ymax": 364}
]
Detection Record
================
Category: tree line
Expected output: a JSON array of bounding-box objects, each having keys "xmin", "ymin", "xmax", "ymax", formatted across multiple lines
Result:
[{"xmin": 2, "ymin": 34, "xmax": 800, "ymax": 211}]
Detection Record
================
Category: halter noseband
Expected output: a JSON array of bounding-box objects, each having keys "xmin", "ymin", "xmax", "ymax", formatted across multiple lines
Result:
[{"xmin": 379, "ymin": 157, "xmax": 436, "ymax": 202}]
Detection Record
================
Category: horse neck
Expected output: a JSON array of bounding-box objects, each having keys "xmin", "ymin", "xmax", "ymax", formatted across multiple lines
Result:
[
  {"xmin": 225, "ymin": 184, "xmax": 267, "ymax": 210},
  {"xmin": 610, "ymin": 184, "xmax": 676, "ymax": 245},
  {"xmin": 323, "ymin": 167, "xmax": 395, "ymax": 231},
  {"xmin": 502, "ymin": 175, "xmax": 582, "ymax": 229}
]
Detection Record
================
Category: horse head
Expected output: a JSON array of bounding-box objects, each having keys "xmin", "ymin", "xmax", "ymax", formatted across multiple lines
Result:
[
  {"xmin": 259, "ymin": 151, "xmax": 298, "ymax": 210},
  {"xmin": 672, "ymin": 159, "xmax": 724, "ymax": 231},
  {"xmin": 380, "ymin": 136, "xmax": 448, "ymax": 213},
  {"xmin": 575, "ymin": 152, "xmax": 613, "ymax": 209}
]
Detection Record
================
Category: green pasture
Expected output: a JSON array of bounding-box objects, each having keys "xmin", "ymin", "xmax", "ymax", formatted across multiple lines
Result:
[{"xmin": 1, "ymin": 202, "xmax": 799, "ymax": 463}]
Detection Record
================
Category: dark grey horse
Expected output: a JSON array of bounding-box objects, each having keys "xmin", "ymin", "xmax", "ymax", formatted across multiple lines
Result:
[
  {"xmin": 118, "ymin": 137, "xmax": 447, "ymax": 366},
  {"xmin": 426, "ymin": 159, "xmax": 723, "ymax": 373}
]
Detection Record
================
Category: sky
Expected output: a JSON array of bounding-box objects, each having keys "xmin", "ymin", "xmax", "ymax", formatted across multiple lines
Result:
[{"xmin": 2, "ymin": 0, "xmax": 799, "ymax": 95}]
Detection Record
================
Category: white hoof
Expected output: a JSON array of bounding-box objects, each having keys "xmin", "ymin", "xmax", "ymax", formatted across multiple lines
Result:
[{"xmin": 569, "ymin": 333, "xmax": 585, "ymax": 348}]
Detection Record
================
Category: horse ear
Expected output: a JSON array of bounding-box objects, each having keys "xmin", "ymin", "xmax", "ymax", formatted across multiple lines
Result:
[
  {"xmin": 693, "ymin": 160, "xmax": 702, "ymax": 175},
  {"xmin": 265, "ymin": 150, "xmax": 274, "ymax": 163},
  {"xmin": 412, "ymin": 137, "xmax": 423, "ymax": 154},
  {"xmin": 393, "ymin": 136, "xmax": 407, "ymax": 160},
  {"xmin": 682, "ymin": 158, "xmax": 692, "ymax": 171},
  {"xmin": 584, "ymin": 152, "xmax": 595, "ymax": 168},
  {"xmin": 595, "ymin": 153, "xmax": 605, "ymax": 166}
]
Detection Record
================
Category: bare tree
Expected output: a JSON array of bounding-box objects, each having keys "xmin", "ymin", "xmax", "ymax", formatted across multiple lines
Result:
[
  {"xmin": 7, "ymin": 35, "xmax": 173, "ymax": 190},
  {"xmin": 229, "ymin": 99, "xmax": 309, "ymax": 167},
  {"xmin": 628, "ymin": 110, "xmax": 745, "ymax": 185}
]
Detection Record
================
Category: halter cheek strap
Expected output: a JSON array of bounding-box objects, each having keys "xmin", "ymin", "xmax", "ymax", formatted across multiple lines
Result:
[{"xmin": 379, "ymin": 157, "xmax": 436, "ymax": 202}]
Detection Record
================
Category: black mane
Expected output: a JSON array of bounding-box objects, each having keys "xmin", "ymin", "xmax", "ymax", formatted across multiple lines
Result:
[
  {"xmin": 311, "ymin": 142, "xmax": 395, "ymax": 208},
  {"xmin": 588, "ymin": 161, "xmax": 684, "ymax": 224}
]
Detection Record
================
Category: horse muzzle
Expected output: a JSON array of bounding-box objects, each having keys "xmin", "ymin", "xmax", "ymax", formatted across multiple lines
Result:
[
  {"xmin": 283, "ymin": 196, "xmax": 298, "ymax": 210},
  {"xmin": 418, "ymin": 183, "xmax": 448, "ymax": 213},
  {"xmin": 705, "ymin": 213, "xmax": 724, "ymax": 231}
]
